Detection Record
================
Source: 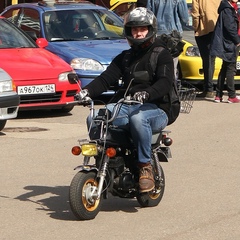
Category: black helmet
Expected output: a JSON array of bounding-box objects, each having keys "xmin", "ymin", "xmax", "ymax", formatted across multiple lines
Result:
[{"xmin": 124, "ymin": 7, "xmax": 157, "ymax": 47}]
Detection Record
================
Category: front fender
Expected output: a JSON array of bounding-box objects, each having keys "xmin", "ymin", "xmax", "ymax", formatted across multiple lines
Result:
[{"xmin": 74, "ymin": 165, "xmax": 98, "ymax": 172}]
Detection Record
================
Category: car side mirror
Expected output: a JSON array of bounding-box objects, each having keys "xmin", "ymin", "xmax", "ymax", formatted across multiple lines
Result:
[
  {"xmin": 36, "ymin": 38, "xmax": 48, "ymax": 48},
  {"xmin": 68, "ymin": 73, "xmax": 79, "ymax": 84}
]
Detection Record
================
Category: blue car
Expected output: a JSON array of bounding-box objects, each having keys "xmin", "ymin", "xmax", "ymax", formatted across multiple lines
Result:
[{"xmin": 1, "ymin": 1, "xmax": 130, "ymax": 95}]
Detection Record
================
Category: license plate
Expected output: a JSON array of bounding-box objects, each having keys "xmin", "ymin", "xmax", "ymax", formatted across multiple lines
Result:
[
  {"xmin": 236, "ymin": 62, "xmax": 240, "ymax": 70},
  {"xmin": 17, "ymin": 84, "xmax": 55, "ymax": 95}
]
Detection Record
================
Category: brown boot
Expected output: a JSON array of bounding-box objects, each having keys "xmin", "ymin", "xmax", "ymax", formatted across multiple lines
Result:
[{"xmin": 138, "ymin": 162, "xmax": 155, "ymax": 193}]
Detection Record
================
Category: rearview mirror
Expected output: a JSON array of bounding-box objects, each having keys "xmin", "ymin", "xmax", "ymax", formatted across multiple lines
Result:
[
  {"xmin": 133, "ymin": 71, "xmax": 149, "ymax": 83},
  {"xmin": 68, "ymin": 73, "xmax": 79, "ymax": 84},
  {"xmin": 36, "ymin": 38, "xmax": 48, "ymax": 48}
]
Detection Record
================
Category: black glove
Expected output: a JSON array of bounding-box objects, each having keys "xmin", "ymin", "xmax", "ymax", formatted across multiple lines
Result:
[
  {"xmin": 75, "ymin": 89, "xmax": 91, "ymax": 102},
  {"xmin": 133, "ymin": 91, "xmax": 149, "ymax": 103}
]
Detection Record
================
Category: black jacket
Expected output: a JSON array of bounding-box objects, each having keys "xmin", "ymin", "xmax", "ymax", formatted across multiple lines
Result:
[
  {"xmin": 210, "ymin": 0, "xmax": 240, "ymax": 62},
  {"xmin": 84, "ymin": 40, "xmax": 174, "ymax": 116}
]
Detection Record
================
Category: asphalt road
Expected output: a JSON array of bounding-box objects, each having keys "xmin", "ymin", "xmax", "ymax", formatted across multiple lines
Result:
[{"xmin": 1, "ymin": 96, "xmax": 240, "ymax": 240}]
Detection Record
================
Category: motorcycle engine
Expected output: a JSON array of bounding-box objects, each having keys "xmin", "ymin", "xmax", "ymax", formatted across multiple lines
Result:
[{"xmin": 113, "ymin": 171, "xmax": 136, "ymax": 192}]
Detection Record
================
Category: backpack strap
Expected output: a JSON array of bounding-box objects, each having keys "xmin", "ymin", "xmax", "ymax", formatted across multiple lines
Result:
[
  {"xmin": 149, "ymin": 46, "xmax": 180, "ymax": 125},
  {"xmin": 149, "ymin": 46, "xmax": 164, "ymax": 77}
]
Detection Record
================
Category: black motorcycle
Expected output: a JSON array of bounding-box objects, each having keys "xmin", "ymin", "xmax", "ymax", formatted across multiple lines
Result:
[{"xmin": 68, "ymin": 71, "xmax": 173, "ymax": 220}]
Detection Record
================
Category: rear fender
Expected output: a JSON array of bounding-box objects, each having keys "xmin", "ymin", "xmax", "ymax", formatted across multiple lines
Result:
[
  {"xmin": 157, "ymin": 147, "xmax": 172, "ymax": 162},
  {"xmin": 157, "ymin": 151, "xmax": 168, "ymax": 162}
]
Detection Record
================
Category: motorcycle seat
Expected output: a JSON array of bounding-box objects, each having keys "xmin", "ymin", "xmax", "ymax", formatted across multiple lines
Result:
[{"xmin": 151, "ymin": 132, "xmax": 162, "ymax": 145}]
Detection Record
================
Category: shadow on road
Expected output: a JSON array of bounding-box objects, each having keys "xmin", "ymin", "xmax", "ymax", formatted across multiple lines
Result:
[
  {"xmin": 15, "ymin": 185, "xmax": 140, "ymax": 221},
  {"xmin": 16, "ymin": 109, "xmax": 72, "ymax": 120}
]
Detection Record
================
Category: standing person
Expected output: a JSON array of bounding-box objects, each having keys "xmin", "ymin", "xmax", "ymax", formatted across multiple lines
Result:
[
  {"xmin": 192, "ymin": 0, "xmax": 220, "ymax": 99},
  {"xmin": 210, "ymin": 0, "xmax": 240, "ymax": 103},
  {"xmin": 137, "ymin": 0, "xmax": 189, "ymax": 80},
  {"xmin": 76, "ymin": 7, "xmax": 175, "ymax": 193}
]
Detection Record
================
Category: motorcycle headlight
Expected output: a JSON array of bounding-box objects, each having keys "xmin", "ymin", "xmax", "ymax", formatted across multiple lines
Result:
[
  {"xmin": 70, "ymin": 58, "xmax": 104, "ymax": 71},
  {"xmin": 185, "ymin": 46, "xmax": 200, "ymax": 57},
  {"xmin": 81, "ymin": 143, "xmax": 98, "ymax": 156}
]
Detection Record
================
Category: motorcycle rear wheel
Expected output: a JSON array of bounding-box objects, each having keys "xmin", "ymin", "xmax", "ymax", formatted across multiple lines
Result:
[
  {"xmin": 69, "ymin": 171, "xmax": 102, "ymax": 220},
  {"xmin": 137, "ymin": 163, "xmax": 165, "ymax": 207}
]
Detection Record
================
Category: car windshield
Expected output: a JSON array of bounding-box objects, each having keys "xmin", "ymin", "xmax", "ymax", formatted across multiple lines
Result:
[
  {"xmin": 43, "ymin": 9, "xmax": 124, "ymax": 41},
  {"xmin": 0, "ymin": 19, "xmax": 36, "ymax": 49}
]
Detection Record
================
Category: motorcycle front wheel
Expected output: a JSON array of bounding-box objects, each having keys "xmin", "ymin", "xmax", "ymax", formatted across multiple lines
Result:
[
  {"xmin": 137, "ymin": 163, "xmax": 165, "ymax": 207},
  {"xmin": 69, "ymin": 171, "xmax": 102, "ymax": 220}
]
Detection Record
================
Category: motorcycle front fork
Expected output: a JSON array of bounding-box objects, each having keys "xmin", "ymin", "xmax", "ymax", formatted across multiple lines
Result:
[{"xmin": 88, "ymin": 154, "xmax": 109, "ymax": 200}]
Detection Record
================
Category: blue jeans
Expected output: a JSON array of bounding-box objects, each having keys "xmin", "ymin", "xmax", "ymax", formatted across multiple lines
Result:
[{"xmin": 88, "ymin": 103, "xmax": 168, "ymax": 164}]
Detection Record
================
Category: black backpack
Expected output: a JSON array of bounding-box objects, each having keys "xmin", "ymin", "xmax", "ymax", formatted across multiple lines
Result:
[
  {"xmin": 119, "ymin": 46, "xmax": 181, "ymax": 125},
  {"xmin": 158, "ymin": 30, "xmax": 185, "ymax": 58},
  {"xmin": 150, "ymin": 46, "xmax": 181, "ymax": 125}
]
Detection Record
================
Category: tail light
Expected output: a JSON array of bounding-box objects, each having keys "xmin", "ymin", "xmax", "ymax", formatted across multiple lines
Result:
[
  {"xmin": 106, "ymin": 147, "xmax": 116, "ymax": 158},
  {"xmin": 162, "ymin": 135, "xmax": 173, "ymax": 146}
]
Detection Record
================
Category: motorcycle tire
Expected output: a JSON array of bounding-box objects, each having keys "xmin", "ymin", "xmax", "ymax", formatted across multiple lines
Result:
[
  {"xmin": 69, "ymin": 171, "xmax": 102, "ymax": 220},
  {"xmin": 0, "ymin": 120, "xmax": 7, "ymax": 131},
  {"xmin": 137, "ymin": 163, "xmax": 165, "ymax": 207}
]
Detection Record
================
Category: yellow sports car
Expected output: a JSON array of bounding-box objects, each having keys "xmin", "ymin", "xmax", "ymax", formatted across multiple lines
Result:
[{"xmin": 110, "ymin": 0, "xmax": 240, "ymax": 85}]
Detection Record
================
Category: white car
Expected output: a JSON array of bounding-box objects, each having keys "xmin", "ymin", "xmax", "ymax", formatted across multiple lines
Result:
[{"xmin": 0, "ymin": 68, "xmax": 19, "ymax": 131}]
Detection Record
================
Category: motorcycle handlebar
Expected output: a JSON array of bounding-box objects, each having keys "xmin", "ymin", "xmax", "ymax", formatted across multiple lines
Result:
[{"xmin": 77, "ymin": 96, "xmax": 142, "ymax": 123}]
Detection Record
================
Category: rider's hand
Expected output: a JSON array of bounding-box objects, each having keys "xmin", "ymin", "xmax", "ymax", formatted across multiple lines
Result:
[
  {"xmin": 133, "ymin": 91, "xmax": 149, "ymax": 103},
  {"xmin": 75, "ymin": 89, "xmax": 91, "ymax": 101}
]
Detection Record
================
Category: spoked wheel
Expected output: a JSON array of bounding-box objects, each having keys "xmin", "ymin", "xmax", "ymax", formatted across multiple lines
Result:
[
  {"xmin": 137, "ymin": 163, "xmax": 165, "ymax": 207},
  {"xmin": 69, "ymin": 171, "xmax": 102, "ymax": 220}
]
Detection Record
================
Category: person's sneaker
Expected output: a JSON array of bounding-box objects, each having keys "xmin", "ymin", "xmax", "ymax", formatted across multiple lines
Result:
[
  {"xmin": 227, "ymin": 97, "xmax": 240, "ymax": 103},
  {"xmin": 196, "ymin": 91, "xmax": 215, "ymax": 99},
  {"xmin": 138, "ymin": 162, "xmax": 155, "ymax": 193},
  {"xmin": 196, "ymin": 92, "xmax": 207, "ymax": 98},
  {"xmin": 214, "ymin": 96, "xmax": 222, "ymax": 103}
]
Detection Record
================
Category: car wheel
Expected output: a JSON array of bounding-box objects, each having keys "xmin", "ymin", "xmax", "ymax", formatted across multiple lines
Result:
[{"xmin": 0, "ymin": 120, "xmax": 7, "ymax": 131}]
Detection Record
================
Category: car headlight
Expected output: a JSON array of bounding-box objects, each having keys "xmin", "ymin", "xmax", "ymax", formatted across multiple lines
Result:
[
  {"xmin": 58, "ymin": 72, "xmax": 73, "ymax": 82},
  {"xmin": 0, "ymin": 80, "xmax": 13, "ymax": 93},
  {"xmin": 70, "ymin": 58, "xmax": 104, "ymax": 71},
  {"xmin": 185, "ymin": 46, "xmax": 200, "ymax": 57}
]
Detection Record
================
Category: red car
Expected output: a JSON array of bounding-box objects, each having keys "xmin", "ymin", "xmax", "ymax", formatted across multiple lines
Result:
[{"xmin": 0, "ymin": 17, "xmax": 79, "ymax": 112}]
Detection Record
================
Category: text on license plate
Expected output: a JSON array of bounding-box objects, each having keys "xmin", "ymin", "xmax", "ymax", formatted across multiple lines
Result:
[{"xmin": 17, "ymin": 84, "xmax": 55, "ymax": 95}]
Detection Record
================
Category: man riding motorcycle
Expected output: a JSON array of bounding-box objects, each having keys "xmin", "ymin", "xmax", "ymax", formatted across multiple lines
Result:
[{"xmin": 76, "ymin": 7, "xmax": 174, "ymax": 193}]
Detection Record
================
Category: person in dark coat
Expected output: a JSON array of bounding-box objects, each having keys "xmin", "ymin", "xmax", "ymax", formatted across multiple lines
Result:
[
  {"xmin": 76, "ymin": 8, "xmax": 174, "ymax": 193},
  {"xmin": 210, "ymin": 0, "xmax": 240, "ymax": 103}
]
